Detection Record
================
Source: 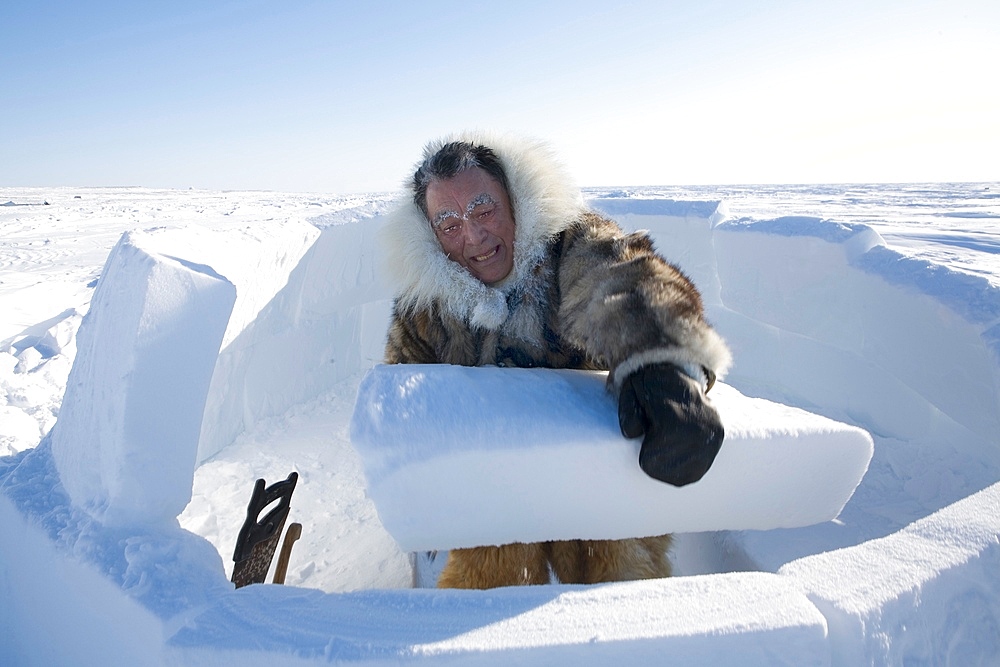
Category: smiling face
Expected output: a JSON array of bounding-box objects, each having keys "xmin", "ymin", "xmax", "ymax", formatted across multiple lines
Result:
[{"xmin": 425, "ymin": 167, "xmax": 516, "ymax": 285}]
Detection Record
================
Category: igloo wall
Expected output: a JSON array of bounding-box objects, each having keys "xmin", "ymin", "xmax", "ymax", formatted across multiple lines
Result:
[{"xmin": 3, "ymin": 197, "xmax": 999, "ymax": 665}]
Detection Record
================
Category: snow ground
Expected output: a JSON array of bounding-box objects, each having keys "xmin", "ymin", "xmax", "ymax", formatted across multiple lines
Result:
[{"xmin": 1, "ymin": 183, "xmax": 999, "ymax": 665}]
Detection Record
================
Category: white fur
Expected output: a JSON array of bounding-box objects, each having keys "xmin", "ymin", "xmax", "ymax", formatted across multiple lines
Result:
[
  {"xmin": 381, "ymin": 131, "xmax": 585, "ymax": 329},
  {"xmin": 611, "ymin": 326, "xmax": 733, "ymax": 392}
]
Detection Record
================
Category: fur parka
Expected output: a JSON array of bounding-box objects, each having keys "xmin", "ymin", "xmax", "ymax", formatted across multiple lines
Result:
[
  {"xmin": 382, "ymin": 131, "xmax": 731, "ymax": 389},
  {"xmin": 381, "ymin": 131, "xmax": 731, "ymax": 588}
]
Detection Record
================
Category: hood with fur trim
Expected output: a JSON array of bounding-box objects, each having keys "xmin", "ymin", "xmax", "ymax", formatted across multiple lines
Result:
[{"xmin": 381, "ymin": 132, "xmax": 586, "ymax": 330}]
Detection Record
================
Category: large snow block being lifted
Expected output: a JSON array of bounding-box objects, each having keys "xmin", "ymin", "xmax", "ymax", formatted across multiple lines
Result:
[{"xmin": 350, "ymin": 364, "xmax": 873, "ymax": 552}]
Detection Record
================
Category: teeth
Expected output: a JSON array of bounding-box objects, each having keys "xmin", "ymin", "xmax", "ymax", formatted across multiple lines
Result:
[{"xmin": 473, "ymin": 248, "xmax": 498, "ymax": 262}]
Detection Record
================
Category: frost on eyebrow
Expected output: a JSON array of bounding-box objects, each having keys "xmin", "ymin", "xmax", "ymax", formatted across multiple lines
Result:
[
  {"xmin": 466, "ymin": 193, "xmax": 497, "ymax": 215},
  {"xmin": 432, "ymin": 209, "xmax": 461, "ymax": 228},
  {"xmin": 432, "ymin": 193, "xmax": 498, "ymax": 229}
]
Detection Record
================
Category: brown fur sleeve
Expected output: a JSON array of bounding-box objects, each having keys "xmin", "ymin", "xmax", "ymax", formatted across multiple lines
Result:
[
  {"xmin": 555, "ymin": 212, "xmax": 731, "ymax": 389},
  {"xmin": 384, "ymin": 301, "xmax": 440, "ymax": 364},
  {"xmin": 384, "ymin": 300, "xmax": 482, "ymax": 366}
]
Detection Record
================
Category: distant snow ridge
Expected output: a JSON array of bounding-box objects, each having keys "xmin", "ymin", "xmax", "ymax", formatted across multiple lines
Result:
[
  {"xmin": 721, "ymin": 215, "xmax": 873, "ymax": 243},
  {"xmin": 589, "ymin": 196, "xmax": 726, "ymax": 222}
]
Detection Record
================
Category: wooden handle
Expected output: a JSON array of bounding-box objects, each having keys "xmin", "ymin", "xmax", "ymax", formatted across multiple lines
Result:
[{"xmin": 272, "ymin": 522, "xmax": 302, "ymax": 585}]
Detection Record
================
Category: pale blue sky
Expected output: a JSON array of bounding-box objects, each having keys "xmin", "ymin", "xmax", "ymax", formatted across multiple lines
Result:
[{"xmin": 2, "ymin": 1, "xmax": 997, "ymax": 193}]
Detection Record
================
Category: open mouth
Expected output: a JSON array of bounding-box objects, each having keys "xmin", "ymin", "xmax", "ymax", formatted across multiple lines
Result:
[{"xmin": 472, "ymin": 246, "xmax": 499, "ymax": 262}]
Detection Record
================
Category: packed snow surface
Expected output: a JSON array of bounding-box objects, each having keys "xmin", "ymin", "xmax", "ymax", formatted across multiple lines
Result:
[
  {"xmin": 1, "ymin": 182, "xmax": 999, "ymax": 665},
  {"xmin": 351, "ymin": 364, "xmax": 872, "ymax": 551}
]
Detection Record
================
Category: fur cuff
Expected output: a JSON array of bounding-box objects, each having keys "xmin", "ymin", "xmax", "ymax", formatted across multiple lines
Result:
[{"xmin": 611, "ymin": 329, "xmax": 732, "ymax": 393}]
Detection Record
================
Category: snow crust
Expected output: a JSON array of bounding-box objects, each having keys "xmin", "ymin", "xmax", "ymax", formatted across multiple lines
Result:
[
  {"xmin": 351, "ymin": 364, "xmax": 871, "ymax": 550},
  {"xmin": 2, "ymin": 183, "xmax": 999, "ymax": 665}
]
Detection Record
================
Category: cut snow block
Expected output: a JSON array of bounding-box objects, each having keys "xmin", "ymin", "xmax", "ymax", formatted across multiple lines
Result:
[
  {"xmin": 51, "ymin": 231, "xmax": 236, "ymax": 526},
  {"xmin": 350, "ymin": 364, "xmax": 874, "ymax": 551}
]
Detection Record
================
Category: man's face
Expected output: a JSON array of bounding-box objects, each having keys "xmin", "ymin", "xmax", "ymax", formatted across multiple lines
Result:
[{"xmin": 425, "ymin": 167, "xmax": 516, "ymax": 285}]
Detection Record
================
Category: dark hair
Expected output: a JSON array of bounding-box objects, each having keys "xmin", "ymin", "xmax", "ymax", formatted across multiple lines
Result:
[{"xmin": 412, "ymin": 141, "xmax": 510, "ymax": 219}]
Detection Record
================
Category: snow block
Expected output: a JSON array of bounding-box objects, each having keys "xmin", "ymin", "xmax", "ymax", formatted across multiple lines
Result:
[
  {"xmin": 51, "ymin": 231, "xmax": 236, "ymax": 526},
  {"xmin": 170, "ymin": 572, "xmax": 830, "ymax": 666},
  {"xmin": 350, "ymin": 364, "xmax": 873, "ymax": 552},
  {"xmin": 714, "ymin": 217, "xmax": 1000, "ymax": 451},
  {"xmin": 780, "ymin": 480, "xmax": 1000, "ymax": 666},
  {"xmin": 98, "ymin": 220, "xmax": 329, "ymax": 464}
]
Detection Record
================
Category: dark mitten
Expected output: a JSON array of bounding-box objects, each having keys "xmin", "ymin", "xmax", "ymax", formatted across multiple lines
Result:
[{"xmin": 618, "ymin": 362, "xmax": 724, "ymax": 486}]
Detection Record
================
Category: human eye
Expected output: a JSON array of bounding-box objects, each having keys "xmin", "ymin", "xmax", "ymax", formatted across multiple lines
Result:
[
  {"xmin": 474, "ymin": 204, "xmax": 496, "ymax": 220},
  {"xmin": 434, "ymin": 212, "xmax": 461, "ymax": 235}
]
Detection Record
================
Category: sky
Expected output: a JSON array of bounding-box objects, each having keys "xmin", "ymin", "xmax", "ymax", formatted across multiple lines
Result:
[{"xmin": 1, "ymin": 0, "xmax": 997, "ymax": 194}]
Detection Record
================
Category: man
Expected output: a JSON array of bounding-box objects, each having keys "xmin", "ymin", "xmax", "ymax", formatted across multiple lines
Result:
[{"xmin": 381, "ymin": 132, "xmax": 731, "ymax": 588}]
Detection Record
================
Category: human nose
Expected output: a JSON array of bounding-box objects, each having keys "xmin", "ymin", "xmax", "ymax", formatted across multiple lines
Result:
[{"xmin": 463, "ymin": 217, "xmax": 489, "ymax": 243}]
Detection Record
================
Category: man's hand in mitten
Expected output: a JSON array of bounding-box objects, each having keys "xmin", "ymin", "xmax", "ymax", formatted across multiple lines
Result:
[{"xmin": 618, "ymin": 362, "xmax": 724, "ymax": 486}]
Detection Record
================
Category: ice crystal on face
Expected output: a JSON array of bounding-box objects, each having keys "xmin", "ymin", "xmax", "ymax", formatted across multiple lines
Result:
[
  {"xmin": 432, "ymin": 209, "xmax": 460, "ymax": 229},
  {"xmin": 431, "ymin": 193, "xmax": 498, "ymax": 230},
  {"xmin": 466, "ymin": 192, "xmax": 497, "ymax": 215}
]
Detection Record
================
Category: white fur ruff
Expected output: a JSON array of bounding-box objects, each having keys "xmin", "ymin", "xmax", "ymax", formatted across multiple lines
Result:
[{"xmin": 381, "ymin": 131, "xmax": 585, "ymax": 330}]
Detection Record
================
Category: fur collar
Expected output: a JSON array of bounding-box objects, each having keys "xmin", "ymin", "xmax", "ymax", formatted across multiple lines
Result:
[{"xmin": 381, "ymin": 131, "xmax": 586, "ymax": 330}]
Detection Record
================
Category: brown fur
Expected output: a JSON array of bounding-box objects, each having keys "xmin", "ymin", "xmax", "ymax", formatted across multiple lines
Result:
[
  {"xmin": 547, "ymin": 536, "xmax": 673, "ymax": 585},
  {"xmin": 386, "ymin": 214, "xmax": 707, "ymax": 373},
  {"xmin": 436, "ymin": 537, "xmax": 674, "ymax": 589},
  {"xmin": 436, "ymin": 543, "xmax": 550, "ymax": 589}
]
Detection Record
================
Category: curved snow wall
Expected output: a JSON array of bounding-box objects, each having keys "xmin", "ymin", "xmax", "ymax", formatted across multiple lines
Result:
[
  {"xmin": 9, "ymin": 198, "xmax": 999, "ymax": 665},
  {"xmin": 594, "ymin": 200, "xmax": 1000, "ymax": 460},
  {"xmin": 192, "ymin": 197, "xmax": 1000, "ymax": 468},
  {"xmin": 193, "ymin": 198, "xmax": 1000, "ymax": 663},
  {"xmin": 186, "ymin": 198, "xmax": 1000, "ymax": 664},
  {"xmin": 194, "ymin": 214, "xmax": 392, "ymax": 463}
]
